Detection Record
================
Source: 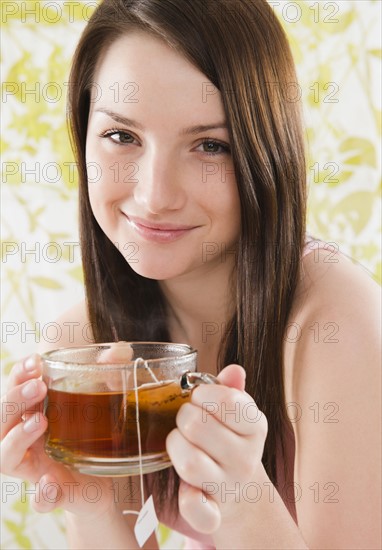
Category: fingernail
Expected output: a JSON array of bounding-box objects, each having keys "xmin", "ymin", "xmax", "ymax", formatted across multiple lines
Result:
[
  {"xmin": 24, "ymin": 414, "xmax": 41, "ymax": 433},
  {"xmin": 22, "ymin": 380, "xmax": 38, "ymax": 399},
  {"xmin": 25, "ymin": 355, "xmax": 38, "ymax": 371}
]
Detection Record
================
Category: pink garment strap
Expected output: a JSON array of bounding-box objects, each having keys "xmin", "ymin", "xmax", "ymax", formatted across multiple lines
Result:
[{"xmin": 302, "ymin": 235, "xmax": 340, "ymax": 258}]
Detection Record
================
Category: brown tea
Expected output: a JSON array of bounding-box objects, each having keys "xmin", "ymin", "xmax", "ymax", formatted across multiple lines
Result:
[{"xmin": 45, "ymin": 381, "xmax": 190, "ymax": 459}]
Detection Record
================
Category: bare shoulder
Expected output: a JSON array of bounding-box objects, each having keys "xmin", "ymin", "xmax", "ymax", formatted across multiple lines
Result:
[
  {"xmin": 284, "ymin": 249, "xmax": 381, "ymax": 548},
  {"xmin": 38, "ymin": 300, "xmax": 94, "ymax": 354},
  {"xmin": 295, "ymin": 245, "xmax": 378, "ymax": 313},
  {"xmin": 285, "ymin": 246, "xmax": 381, "ymax": 414},
  {"xmin": 285, "ymin": 248, "xmax": 380, "ymax": 370}
]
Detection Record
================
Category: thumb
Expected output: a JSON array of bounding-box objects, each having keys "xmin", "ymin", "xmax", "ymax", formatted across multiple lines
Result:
[
  {"xmin": 216, "ymin": 364, "xmax": 246, "ymax": 392},
  {"xmin": 31, "ymin": 474, "xmax": 62, "ymax": 513}
]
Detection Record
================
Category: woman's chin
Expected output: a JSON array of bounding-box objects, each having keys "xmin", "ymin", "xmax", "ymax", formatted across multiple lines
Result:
[{"xmin": 125, "ymin": 260, "xmax": 188, "ymax": 281}]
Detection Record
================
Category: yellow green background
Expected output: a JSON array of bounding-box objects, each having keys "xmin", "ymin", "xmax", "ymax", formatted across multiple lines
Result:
[{"xmin": 1, "ymin": 1, "xmax": 381, "ymax": 548}]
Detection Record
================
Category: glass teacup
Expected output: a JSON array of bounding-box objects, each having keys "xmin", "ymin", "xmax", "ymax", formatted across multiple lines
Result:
[{"xmin": 42, "ymin": 342, "xmax": 217, "ymax": 476}]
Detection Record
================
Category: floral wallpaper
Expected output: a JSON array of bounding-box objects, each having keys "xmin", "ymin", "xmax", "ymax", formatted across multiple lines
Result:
[{"xmin": 1, "ymin": 1, "xmax": 380, "ymax": 548}]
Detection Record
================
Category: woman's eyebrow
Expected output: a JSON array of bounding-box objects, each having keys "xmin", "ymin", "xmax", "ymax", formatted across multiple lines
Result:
[
  {"xmin": 179, "ymin": 123, "xmax": 228, "ymax": 135},
  {"xmin": 94, "ymin": 108, "xmax": 227, "ymax": 135},
  {"xmin": 95, "ymin": 108, "xmax": 145, "ymax": 130}
]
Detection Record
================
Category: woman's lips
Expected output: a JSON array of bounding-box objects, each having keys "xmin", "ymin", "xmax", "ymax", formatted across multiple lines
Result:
[{"xmin": 124, "ymin": 215, "xmax": 199, "ymax": 243}]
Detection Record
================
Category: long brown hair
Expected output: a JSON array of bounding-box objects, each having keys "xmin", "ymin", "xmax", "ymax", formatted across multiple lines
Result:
[{"xmin": 68, "ymin": 0, "xmax": 306, "ymax": 513}]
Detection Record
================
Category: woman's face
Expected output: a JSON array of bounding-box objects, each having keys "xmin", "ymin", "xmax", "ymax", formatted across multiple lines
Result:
[{"xmin": 86, "ymin": 31, "xmax": 241, "ymax": 281}]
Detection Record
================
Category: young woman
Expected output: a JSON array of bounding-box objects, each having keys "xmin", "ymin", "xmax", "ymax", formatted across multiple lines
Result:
[{"xmin": 1, "ymin": 1, "xmax": 380, "ymax": 548}]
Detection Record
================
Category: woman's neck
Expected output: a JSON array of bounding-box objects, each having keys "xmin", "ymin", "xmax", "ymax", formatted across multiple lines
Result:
[{"xmin": 159, "ymin": 260, "xmax": 236, "ymax": 374}]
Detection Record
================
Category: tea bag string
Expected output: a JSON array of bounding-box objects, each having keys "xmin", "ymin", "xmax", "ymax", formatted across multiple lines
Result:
[{"xmin": 122, "ymin": 357, "xmax": 160, "ymax": 516}]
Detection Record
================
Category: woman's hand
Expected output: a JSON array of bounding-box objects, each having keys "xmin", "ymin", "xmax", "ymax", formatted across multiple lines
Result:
[
  {"xmin": 166, "ymin": 364, "xmax": 268, "ymax": 534},
  {"xmin": 0, "ymin": 352, "xmax": 121, "ymax": 519}
]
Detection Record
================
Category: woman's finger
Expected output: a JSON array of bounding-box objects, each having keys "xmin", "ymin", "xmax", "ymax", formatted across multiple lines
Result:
[
  {"xmin": 178, "ymin": 480, "xmax": 221, "ymax": 534},
  {"xmin": 176, "ymin": 401, "xmax": 251, "ymax": 468},
  {"xmin": 166, "ymin": 427, "xmax": 222, "ymax": 488},
  {"xmin": 97, "ymin": 342, "xmax": 133, "ymax": 363},
  {"xmin": 32, "ymin": 472, "xmax": 115, "ymax": 517},
  {"xmin": 6, "ymin": 355, "xmax": 42, "ymax": 392},
  {"xmin": 0, "ymin": 412, "xmax": 48, "ymax": 479},
  {"xmin": 31, "ymin": 474, "xmax": 61, "ymax": 513},
  {"xmin": 1, "ymin": 379, "xmax": 47, "ymax": 438},
  {"xmin": 97, "ymin": 342, "xmax": 133, "ymax": 391},
  {"xmin": 191, "ymin": 383, "xmax": 267, "ymax": 437},
  {"xmin": 216, "ymin": 364, "xmax": 246, "ymax": 392}
]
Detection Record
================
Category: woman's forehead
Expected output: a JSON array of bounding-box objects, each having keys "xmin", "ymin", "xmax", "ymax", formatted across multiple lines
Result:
[{"xmin": 90, "ymin": 31, "xmax": 225, "ymax": 118}]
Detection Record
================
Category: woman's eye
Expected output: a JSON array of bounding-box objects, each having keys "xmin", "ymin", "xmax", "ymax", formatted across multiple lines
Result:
[
  {"xmin": 101, "ymin": 130, "xmax": 135, "ymax": 144},
  {"xmin": 198, "ymin": 140, "xmax": 230, "ymax": 155}
]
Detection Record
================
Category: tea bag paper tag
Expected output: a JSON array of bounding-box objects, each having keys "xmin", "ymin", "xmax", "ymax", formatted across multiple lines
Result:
[{"xmin": 134, "ymin": 495, "xmax": 159, "ymax": 547}]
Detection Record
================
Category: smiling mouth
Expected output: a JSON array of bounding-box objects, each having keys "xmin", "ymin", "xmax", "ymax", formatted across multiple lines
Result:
[{"xmin": 124, "ymin": 214, "xmax": 200, "ymax": 243}]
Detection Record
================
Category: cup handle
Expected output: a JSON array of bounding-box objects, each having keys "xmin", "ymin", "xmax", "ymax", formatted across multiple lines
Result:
[{"xmin": 180, "ymin": 371, "xmax": 220, "ymax": 391}]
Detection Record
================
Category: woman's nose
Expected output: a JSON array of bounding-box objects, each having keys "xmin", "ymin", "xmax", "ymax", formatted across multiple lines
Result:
[{"xmin": 133, "ymin": 150, "xmax": 186, "ymax": 214}]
